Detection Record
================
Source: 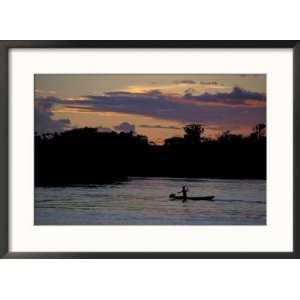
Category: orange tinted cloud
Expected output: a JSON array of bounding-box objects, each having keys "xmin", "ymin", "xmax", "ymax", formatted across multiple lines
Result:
[{"xmin": 126, "ymin": 81, "xmax": 230, "ymax": 96}]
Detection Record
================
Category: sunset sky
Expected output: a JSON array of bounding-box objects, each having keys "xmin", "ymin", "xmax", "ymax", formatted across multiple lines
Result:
[{"xmin": 34, "ymin": 74, "xmax": 266, "ymax": 144}]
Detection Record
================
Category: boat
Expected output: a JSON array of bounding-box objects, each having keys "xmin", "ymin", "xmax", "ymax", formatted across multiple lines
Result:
[{"xmin": 169, "ymin": 193, "xmax": 215, "ymax": 201}]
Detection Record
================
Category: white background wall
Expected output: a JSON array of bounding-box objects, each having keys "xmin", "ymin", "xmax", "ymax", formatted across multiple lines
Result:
[{"xmin": 1, "ymin": 1, "xmax": 299, "ymax": 299}]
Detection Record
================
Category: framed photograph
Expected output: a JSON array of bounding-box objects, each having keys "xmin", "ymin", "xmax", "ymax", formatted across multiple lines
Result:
[{"xmin": 0, "ymin": 41, "xmax": 299, "ymax": 258}]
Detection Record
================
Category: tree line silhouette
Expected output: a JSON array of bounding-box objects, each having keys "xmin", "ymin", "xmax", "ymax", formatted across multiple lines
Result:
[{"xmin": 35, "ymin": 123, "xmax": 266, "ymax": 186}]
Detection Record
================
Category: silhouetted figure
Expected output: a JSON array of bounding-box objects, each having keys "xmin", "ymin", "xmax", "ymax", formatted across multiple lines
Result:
[{"xmin": 181, "ymin": 185, "xmax": 188, "ymax": 203}]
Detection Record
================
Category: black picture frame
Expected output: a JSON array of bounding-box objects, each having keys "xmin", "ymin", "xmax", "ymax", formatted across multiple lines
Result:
[{"xmin": 0, "ymin": 40, "xmax": 299, "ymax": 259}]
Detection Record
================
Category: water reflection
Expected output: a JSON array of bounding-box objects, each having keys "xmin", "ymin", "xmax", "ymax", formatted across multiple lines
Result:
[{"xmin": 35, "ymin": 177, "xmax": 266, "ymax": 225}]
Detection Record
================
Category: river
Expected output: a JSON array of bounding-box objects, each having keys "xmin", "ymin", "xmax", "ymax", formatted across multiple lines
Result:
[{"xmin": 35, "ymin": 177, "xmax": 266, "ymax": 225}]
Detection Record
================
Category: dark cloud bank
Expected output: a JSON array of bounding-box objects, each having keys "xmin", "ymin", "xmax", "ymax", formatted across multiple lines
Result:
[
  {"xmin": 35, "ymin": 97, "xmax": 71, "ymax": 133},
  {"xmin": 35, "ymin": 86, "xmax": 266, "ymax": 134}
]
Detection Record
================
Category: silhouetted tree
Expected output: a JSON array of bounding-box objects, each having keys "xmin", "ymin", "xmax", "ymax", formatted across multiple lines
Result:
[
  {"xmin": 35, "ymin": 124, "xmax": 266, "ymax": 186},
  {"xmin": 255, "ymin": 123, "xmax": 266, "ymax": 139},
  {"xmin": 218, "ymin": 130, "xmax": 243, "ymax": 144},
  {"xmin": 248, "ymin": 123, "xmax": 266, "ymax": 141},
  {"xmin": 164, "ymin": 137, "xmax": 185, "ymax": 147},
  {"xmin": 183, "ymin": 124, "xmax": 204, "ymax": 144}
]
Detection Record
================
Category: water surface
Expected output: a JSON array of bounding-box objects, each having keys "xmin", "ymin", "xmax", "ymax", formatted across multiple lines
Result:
[{"xmin": 35, "ymin": 177, "xmax": 266, "ymax": 225}]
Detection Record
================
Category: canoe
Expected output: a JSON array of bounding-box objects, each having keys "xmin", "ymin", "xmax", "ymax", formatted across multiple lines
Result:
[{"xmin": 169, "ymin": 194, "xmax": 215, "ymax": 201}]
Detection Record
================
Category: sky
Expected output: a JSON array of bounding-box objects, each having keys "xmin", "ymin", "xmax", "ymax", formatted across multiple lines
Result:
[{"xmin": 34, "ymin": 74, "xmax": 266, "ymax": 144}]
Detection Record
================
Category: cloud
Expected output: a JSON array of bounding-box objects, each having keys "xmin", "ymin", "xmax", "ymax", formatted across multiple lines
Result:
[
  {"xmin": 35, "ymin": 86, "xmax": 266, "ymax": 131},
  {"xmin": 104, "ymin": 89, "xmax": 162, "ymax": 97},
  {"xmin": 173, "ymin": 80, "xmax": 196, "ymax": 84},
  {"xmin": 138, "ymin": 124, "xmax": 181, "ymax": 130},
  {"xmin": 184, "ymin": 88, "xmax": 194, "ymax": 94},
  {"xmin": 127, "ymin": 80, "xmax": 228, "ymax": 96},
  {"xmin": 114, "ymin": 122, "xmax": 135, "ymax": 133},
  {"xmin": 184, "ymin": 86, "xmax": 266, "ymax": 105},
  {"xmin": 35, "ymin": 97, "xmax": 71, "ymax": 133},
  {"xmin": 105, "ymin": 91, "xmax": 135, "ymax": 96},
  {"xmin": 200, "ymin": 81, "xmax": 223, "ymax": 86}
]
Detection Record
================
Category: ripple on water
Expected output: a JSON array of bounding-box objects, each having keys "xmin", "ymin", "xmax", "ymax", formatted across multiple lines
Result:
[{"xmin": 35, "ymin": 177, "xmax": 266, "ymax": 225}]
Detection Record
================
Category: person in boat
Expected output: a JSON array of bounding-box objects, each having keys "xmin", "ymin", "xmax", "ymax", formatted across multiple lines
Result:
[{"xmin": 181, "ymin": 185, "xmax": 188, "ymax": 203}]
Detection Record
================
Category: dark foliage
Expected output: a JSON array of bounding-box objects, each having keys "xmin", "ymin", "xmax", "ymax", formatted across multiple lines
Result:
[{"xmin": 35, "ymin": 124, "xmax": 266, "ymax": 186}]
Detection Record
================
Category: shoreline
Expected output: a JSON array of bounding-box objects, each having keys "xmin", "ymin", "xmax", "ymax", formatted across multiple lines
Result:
[{"xmin": 35, "ymin": 176, "xmax": 266, "ymax": 187}]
